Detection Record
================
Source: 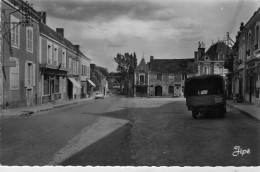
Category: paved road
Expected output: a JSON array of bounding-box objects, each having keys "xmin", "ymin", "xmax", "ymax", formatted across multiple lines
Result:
[{"xmin": 1, "ymin": 96, "xmax": 259, "ymax": 166}]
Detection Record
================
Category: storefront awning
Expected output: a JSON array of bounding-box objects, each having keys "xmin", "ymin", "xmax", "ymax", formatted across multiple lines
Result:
[
  {"xmin": 87, "ymin": 79, "xmax": 96, "ymax": 87},
  {"xmin": 68, "ymin": 78, "xmax": 82, "ymax": 88}
]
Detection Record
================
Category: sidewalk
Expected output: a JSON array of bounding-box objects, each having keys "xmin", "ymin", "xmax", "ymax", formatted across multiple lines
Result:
[
  {"xmin": 1, "ymin": 95, "xmax": 96, "ymax": 119},
  {"xmin": 226, "ymin": 100, "xmax": 260, "ymax": 121}
]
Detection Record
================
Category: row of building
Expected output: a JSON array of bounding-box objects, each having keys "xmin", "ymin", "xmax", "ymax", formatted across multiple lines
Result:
[
  {"xmin": 0, "ymin": 0, "xmax": 107, "ymax": 109},
  {"xmin": 133, "ymin": 7, "xmax": 260, "ymax": 107},
  {"xmin": 232, "ymin": 8, "xmax": 260, "ymax": 106},
  {"xmin": 133, "ymin": 40, "xmax": 230, "ymax": 97}
]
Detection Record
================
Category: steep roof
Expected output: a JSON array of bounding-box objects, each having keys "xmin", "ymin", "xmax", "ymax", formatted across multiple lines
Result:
[
  {"xmin": 149, "ymin": 58, "xmax": 196, "ymax": 73},
  {"xmin": 199, "ymin": 41, "xmax": 232, "ymax": 61},
  {"xmin": 136, "ymin": 58, "xmax": 149, "ymax": 71}
]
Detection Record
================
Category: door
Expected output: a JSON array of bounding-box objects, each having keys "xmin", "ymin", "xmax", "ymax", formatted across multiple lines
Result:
[
  {"xmin": 26, "ymin": 89, "xmax": 33, "ymax": 106},
  {"xmin": 155, "ymin": 85, "xmax": 162, "ymax": 96}
]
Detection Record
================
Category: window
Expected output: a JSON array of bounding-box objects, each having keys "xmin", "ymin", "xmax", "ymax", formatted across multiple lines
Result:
[
  {"xmin": 139, "ymin": 74, "xmax": 145, "ymax": 84},
  {"xmin": 157, "ymin": 73, "xmax": 162, "ymax": 81},
  {"xmin": 255, "ymin": 24, "xmax": 259, "ymax": 49},
  {"xmin": 44, "ymin": 75, "xmax": 49, "ymax": 95},
  {"xmin": 247, "ymin": 31, "xmax": 251, "ymax": 52},
  {"xmin": 169, "ymin": 75, "xmax": 174, "ymax": 80},
  {"xmin": 25, "ymin": 61, "xmax": 35, "ymax": 87},
  {"xmin": 204, "ymin": 66, "xmax": 210, "ymax": 75},
  {"xmin": 182, "ymin": 74, "xmax": 187, "ymax": 80},
  {"xmin": 218, "ymin": 54, "xmax": 224, "ymax": 60},
  {"xmin": 53, "ymin": 45, "xmax": 58, "ymax": 66},
  {"xmin": 10, "ymin": 57, "xmax": 19, "ymax": 90},
  {"xmin": 47, "ymin": 42, "xmax": 52, "ymax": 65},
  {"xmin": 62, "ymin": 49, "xmax": 66, "ymax": 68},
  {"xmin": 26, "ymin": 27, "xmax": 33, "ymax": 52},
  {"xmin": 10, "ymin": 15, "xmax": 20, "ymax": 48},
  {"xmin": 219, "ymin": 67, "xmax": 223, "ymax": 75},
  {"xmin": 168, "ymin": 86, "xmax": 174, "ymax": 94},
  {"xmin": 69, "ymin": 58, "xmax": 72, "ymax": 70}
]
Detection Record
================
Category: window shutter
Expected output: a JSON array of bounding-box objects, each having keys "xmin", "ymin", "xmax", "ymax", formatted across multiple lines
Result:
[
  {"xmin": 24, "ymin": 62, "xmax": 28, "ymax": 87},
  {"xmin": 33, "ymin": 63, "xmax": 36, "ymax": 86}
]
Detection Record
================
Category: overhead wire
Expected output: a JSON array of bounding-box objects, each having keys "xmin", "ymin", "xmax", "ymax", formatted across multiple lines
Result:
[{"xmin": 228, "ymin": 0, "xmax": 245, "ymax": 35}]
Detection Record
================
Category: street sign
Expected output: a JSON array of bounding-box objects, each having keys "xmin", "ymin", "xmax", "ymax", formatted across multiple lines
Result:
[{"xmin": 3, "ymin": 60, "xmax": 16, "ymax": 67}]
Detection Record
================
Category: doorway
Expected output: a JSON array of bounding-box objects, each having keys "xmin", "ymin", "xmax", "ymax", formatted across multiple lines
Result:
[
  {"xmin": 50, "ymin": 79, "xmax": 55, "ymax": 101},
  {"xmin": 155, "ymin": 85, "xmax": 162, "ymax": 96},
  {"xmin": 249, "ymin": 76, "xmax": 253, "ymax": 103}
]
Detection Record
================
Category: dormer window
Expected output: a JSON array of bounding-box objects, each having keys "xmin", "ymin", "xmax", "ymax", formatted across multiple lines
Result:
[{"xmin": 139, "ymin": 74, "xmax": 145, "ymax": 84}]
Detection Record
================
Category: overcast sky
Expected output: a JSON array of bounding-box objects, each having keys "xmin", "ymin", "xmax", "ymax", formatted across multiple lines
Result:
[{"xmin": 29, "ymin": 0, "xmax": 259, "ymax": 72}]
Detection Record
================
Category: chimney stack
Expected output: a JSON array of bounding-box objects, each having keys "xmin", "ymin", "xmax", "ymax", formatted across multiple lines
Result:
[
  {"xmin": 194, "ymin": 51, "xmax": 198, "ymax": 62},
  {"xmin": 39, "ymin": 11, "xmax": 46, "ymax": 24},
  {"xmin": 150, "ymin": 56, "xmax": 154, "ymax": 62},
  {"xmin": 74, "ymin": 45, "xmax": 80, "ymax": 52},
  {"xmin": 197, "ymin": 41, "xmax": 205, "ymax": 59},
  {"xmin": 56, "ymin": 28, "xmax": 64, "ymax": 37}
]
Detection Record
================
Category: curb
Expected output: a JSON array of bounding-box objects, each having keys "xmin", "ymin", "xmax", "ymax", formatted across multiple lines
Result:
[
  {"xmin": 1, "ymin": 98, "xmax": 95, "ymax": 119},
  {"xmin": 226, "ymin": 103, "xmax": 260, "ymax": 121}
]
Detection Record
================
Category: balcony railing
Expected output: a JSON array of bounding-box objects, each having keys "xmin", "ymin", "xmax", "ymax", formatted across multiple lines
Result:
[{"xmin": 136, "ymin": 81, "xmax": 147, "ymax": 85}]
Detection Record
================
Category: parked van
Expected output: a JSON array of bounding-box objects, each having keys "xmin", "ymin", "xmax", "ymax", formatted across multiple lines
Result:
[{"xmin": 184, "ymin": 75, "xmax": 226, "ymax": 119}]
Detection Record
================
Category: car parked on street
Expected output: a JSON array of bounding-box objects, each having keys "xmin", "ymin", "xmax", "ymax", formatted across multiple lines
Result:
[{"xmin": 95, "ymin": 92, "xmax": 104, "ymax": 99}]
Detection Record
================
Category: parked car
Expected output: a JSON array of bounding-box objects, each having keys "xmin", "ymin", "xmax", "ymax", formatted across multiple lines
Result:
[{"xmin": 95, "ymin": 92, "xmax": 104, "ymax": 99}]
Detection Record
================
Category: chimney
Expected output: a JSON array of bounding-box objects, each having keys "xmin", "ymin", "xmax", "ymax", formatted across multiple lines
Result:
[
  {"xmin": 150, "ymin": 56, "xmax": 154, "ymax": 62},
  {"xmin": 56, "ymin": 28, "xmax": 64, "ymax": 37},
  {"xmin": 74, "ymin": 45, "xmax": 80, "ymax": 50},
  {"xmin": 39, "ymin": 11, "xmax": 46, "ymax": 24},
  {"xmin": 240, "ymin": 22, "xmax": 244, "ymax": 31},
  {"xmin": 197, "ymin": 41, "xmax": 205, "ymax": 59},
  {"xmin": 90, "ymin": 64, "xmax": 95, "ymax": 71},
  {"xmin": 194, "ymin": 51, "xmax": 198, "ymax": 62}
]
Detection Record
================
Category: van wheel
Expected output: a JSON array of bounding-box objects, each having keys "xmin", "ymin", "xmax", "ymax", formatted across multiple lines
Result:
[{"xmin": 192, "ymin": 111, "xmax": 199, "ymax": 119}]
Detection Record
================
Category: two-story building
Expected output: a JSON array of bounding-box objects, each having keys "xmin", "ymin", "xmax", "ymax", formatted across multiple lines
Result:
[
  {"xmin": 148, "ymin": 56, "xmax": 196, "ymax": 97},
  {"xmin": 134, "ymin": 56, "xmax": 197, "ymax": 97},
  {"xmin": 195, "ymin": 41, "xmax": 231, "ymax": 76},
  {"xmin": 1, "ymin": 0, "xmax": 41, "ymax": 109},
  {"xmin": 243, "ymin": 8, "xmax": 260, "ymax": 105}
]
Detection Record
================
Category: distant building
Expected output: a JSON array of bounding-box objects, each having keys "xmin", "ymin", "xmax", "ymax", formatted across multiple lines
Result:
[
  {"xmin": 90, "ymin": 64, "xmax": 107, "ymax": 95},
  {"xmin": 134, "ymin": 56, "xmax": 197, "ymax": 97},
  {"xmin": 195, "ymin": 41, "xmax": 231, "ymax": 76},
  {"xmin": 148, "ymin": 57, "xmax": 196, "ymax": 97},
  {"xmin": 134, "ymin": 57, "xmax": 149, "ymax": 97}
]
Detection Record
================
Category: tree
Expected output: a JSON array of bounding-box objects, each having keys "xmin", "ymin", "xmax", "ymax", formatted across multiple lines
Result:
[{"xmin": 114, "ymin": 52, "xmax": 137, "ymax": 95}]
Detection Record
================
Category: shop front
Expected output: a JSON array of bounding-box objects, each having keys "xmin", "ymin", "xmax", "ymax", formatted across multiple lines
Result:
[{"xmin": 40, "ymin": 66, "xmax": 68, "ymax": 104}]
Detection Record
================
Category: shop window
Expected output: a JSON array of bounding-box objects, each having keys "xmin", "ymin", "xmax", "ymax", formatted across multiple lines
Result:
[
  {"xmin": 44, "ymin": 75, "xmax": 49, "ymax": 95},
  {"xmin": 55, "ymin": 76, "xmax": 59, "ymax": 93}
]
